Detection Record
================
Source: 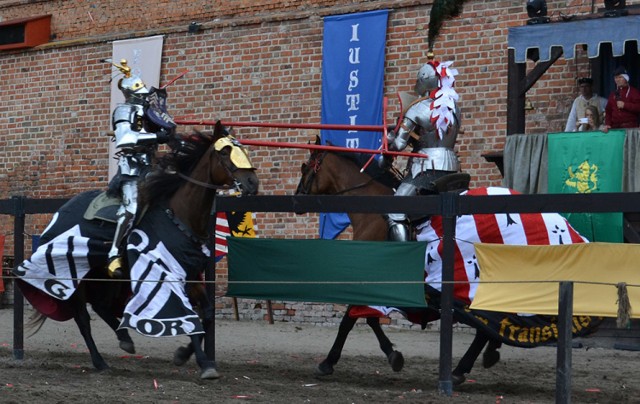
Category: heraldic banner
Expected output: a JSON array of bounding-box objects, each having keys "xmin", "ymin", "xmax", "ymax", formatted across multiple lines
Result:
[
  {"xmin": 319, "ymin": 9, "xmax": 388, "ymax": 239},
  {"xmin": 547, "ymin": 130, "xmax": 625, "ymax": 242}
]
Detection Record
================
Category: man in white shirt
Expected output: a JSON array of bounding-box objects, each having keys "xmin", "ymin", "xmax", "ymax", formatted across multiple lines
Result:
[{"xmin": 565, "ymin": 77, "xmax": 607, "ymax": 132}]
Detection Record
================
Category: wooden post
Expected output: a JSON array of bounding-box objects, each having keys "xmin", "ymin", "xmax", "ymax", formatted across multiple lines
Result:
[{"xmin": 556, "ymin": 281, "xmax": 573, "ymax": 404}]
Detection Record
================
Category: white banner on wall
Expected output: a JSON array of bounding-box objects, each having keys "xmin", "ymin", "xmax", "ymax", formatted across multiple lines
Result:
[{"xmin": 108, "ymin": 35, "xmax": 164, "ymax": 179}]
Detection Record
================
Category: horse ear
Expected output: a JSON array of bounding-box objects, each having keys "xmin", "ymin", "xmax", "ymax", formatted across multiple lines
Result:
[
  {"xmin": 213, "ymin": 120, "xmax": 227, "ymax": 140},
  {"xmin": 315, "ymin": 135, "xmax": 321, "ymax": 145}
]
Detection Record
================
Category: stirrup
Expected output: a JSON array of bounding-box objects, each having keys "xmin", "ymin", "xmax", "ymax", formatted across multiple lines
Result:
[{"xmin": 107, "ymin": 256, "xmax": 124, "ymax": 279}]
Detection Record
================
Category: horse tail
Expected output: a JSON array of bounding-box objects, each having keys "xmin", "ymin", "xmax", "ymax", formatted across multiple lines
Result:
[{"xmin": 25, "ymin": 311, "xmax": 47, "ymax": 338}]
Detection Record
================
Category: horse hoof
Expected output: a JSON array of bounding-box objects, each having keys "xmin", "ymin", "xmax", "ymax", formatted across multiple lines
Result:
[
  {"xmin": 388, "ymin": 350, "xmax": 404, "ymax": 372},
  {"xmin": 483, "ymin": 350, "xmax": 500, "ymax": 369},
  {"xmin": 95, "ymin": 363, "xmax": 111, "ymax": 372},
  {"xmin": 314, "ymin": 362, "xmax": 334, "ymax": 376},
  {"xmin": 119, "ymin": 340, "xmax": 135, "ymax": 354},
  {"xmin": 200, "ymin": 367, "xmax": 221, "ymax": 380},
  {"xmin": 451, "ymin": 372, "xmax": 466, "ymax": 386},
  {"xmin": 173, "ymin": 346, "xmax": 191, "ymax": 366}
]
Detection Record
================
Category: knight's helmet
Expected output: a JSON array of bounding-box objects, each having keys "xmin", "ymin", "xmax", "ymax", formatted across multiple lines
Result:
[
  {"xmin": 115, "ymin": 59, "xmax": 149, "ymax": 104},
  {"xmin": 414, "ymin": 63, "xmax": 440, "ymax": 97}
]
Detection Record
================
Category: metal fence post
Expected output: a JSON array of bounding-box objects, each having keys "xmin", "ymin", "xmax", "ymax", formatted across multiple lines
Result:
[
  {"xmin": 204, "ymin": 204, "xmax": 217, "ymax": 364},
  {"xmin": 438, "ymin": 191, "xmax": 458, "ymax": 396},
  {"xmin": 12, "ymin": 196, "xmax": 25, "ymax": 360}
]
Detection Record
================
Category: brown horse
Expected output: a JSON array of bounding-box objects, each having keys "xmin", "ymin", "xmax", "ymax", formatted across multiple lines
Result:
[
  {"xmin": 295, "ymin": 145, "xmax": 595, "ymax": 384},
  {"xmin": 15, "ymin": 121, "xmax": 259, "ymax": 379}
]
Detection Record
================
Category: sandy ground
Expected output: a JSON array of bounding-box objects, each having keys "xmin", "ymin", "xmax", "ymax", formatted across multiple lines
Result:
[{"xmin": 1, "ymin": 307, "xmax": 639, "ymax": 403}]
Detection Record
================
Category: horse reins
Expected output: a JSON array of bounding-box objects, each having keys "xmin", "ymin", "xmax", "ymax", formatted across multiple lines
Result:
[{"xmin": 176, "ymin": 143, "xmax": 244, "ymax": 191}]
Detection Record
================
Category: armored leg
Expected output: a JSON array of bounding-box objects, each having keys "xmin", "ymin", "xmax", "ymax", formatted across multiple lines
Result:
[
  {"xmin": 108, "ymin": 180, "xmax": 138, "ymax": 278},
  {"xmin": 386, "ymin": 182, "xmax": 418, "ymax": 242}
]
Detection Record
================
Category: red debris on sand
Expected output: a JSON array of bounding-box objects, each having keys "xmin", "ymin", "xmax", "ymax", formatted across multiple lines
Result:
[{"xmin": 585, "ymin": 388, "xmax": 601, "ymax": 393}]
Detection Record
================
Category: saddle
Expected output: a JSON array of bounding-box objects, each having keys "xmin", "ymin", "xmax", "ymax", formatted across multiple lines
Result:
[
  {"xmin": 83, "ymin": 190, "xmax": 150, "ymax": 230},
  {"xmin": 83, "ymin": 191, "xmax": 120, "ymax": 223},
  {"xmin": 430, "ymin": 172, "xmax": 471, "ymax": 193}
]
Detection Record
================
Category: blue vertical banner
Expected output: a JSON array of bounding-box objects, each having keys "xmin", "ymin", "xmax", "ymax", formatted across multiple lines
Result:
[{"xmin": 320, "ymin": 9, "xmax": 388, "ymax": 239}]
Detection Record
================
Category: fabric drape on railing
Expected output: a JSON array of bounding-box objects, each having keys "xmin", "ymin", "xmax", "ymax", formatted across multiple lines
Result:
[
  {"xmin": 472, "ymin": 242, "xmax": 640, "ymax": 318},
  {"xmin": 502, "ymin": 133, "xmax": 548, "ymax": 194},
  {"xmin": 503, "ymin": 129, "xmax": 640, "ymax": 194},
  {"xmin": 226, "ymin": 238, "xmax": 428, "ymax": 308}
]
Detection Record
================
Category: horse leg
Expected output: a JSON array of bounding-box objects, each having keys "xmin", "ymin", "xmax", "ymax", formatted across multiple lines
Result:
[
  {"xmin": 73, "ymin": 303, "xmax": 110, "ymax": 370},
  {"xmin": 173, "ymin": 341, "xmax": 195, "ymax": 366},
  {"xmin": 451, "ymin": 330, "xmax": 490, "ymax": 385},
  {"xmin": 483, "ymin": 338, "xmax": 502, "ymax": 369},
  {"xmin": 366, "ymin": 317, "xmax": 404, "ymax": 372},
  {"xmin": 189, "ymin": 332, "xmax": 220, "ymax": 379},
  {"xmin": 315, "ymin": 308, "xmax": 358, "ymax": 376},
  {"xmin": 90, "ymin": 304, "xmax": 135, "ymax": 354}
]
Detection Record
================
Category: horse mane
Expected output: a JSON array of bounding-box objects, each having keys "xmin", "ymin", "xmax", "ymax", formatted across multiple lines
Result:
[{"xmin": 139, "ymin": 131, "xmax": 214, "ymax": 205}]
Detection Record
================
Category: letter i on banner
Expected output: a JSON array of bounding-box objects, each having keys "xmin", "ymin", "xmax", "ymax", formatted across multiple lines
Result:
[{"xmin": 319, "ymin": 9, "xmax": 388, "ymax": 239}]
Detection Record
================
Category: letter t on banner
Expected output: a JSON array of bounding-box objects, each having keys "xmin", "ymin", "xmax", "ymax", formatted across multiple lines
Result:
[{"xmin": 319, "ymin": 10, "xmax": 388, "ymax": 239}]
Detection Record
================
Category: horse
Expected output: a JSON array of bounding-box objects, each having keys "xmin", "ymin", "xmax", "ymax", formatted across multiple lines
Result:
[
  {"xmin": 14, "ymin": 121, "xmax": 259, "ymax": 379},
  {"xmin": 295, "ymin": 144, "xmax": 599, "ymax": 384}
]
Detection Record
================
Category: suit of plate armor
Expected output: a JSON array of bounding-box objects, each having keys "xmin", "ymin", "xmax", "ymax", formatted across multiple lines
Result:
[
  {"xmin": 107, "ymin": 60, "xmax": 176, "ymax": 278},
  {"xmin": 385, "ymin": 62, "xmax": 461, "ymax": 241}
]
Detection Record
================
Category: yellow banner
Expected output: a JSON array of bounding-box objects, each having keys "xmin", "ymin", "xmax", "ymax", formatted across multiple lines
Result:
[{"xmin": 472, "ymin": 243, "xmax": 640, "ymax": 318}]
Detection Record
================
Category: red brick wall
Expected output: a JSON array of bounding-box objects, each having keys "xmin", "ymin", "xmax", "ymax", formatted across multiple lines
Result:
[{"xmin": 1, "ymin": 0, "xmax": 638, "ymax": 321}]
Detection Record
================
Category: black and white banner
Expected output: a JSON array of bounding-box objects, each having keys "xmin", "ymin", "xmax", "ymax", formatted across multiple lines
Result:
[{"xmin": 119, "ymin": 205, "xmax": 211, "ymax": 337}]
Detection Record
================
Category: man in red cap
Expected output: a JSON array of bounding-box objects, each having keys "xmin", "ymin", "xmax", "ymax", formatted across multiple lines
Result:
[{"xmin": 603, "ymin": 66, "xmax": 640, "ymax": 131}]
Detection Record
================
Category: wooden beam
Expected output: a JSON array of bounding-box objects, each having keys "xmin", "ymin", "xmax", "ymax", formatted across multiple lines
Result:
[{"xmin": 507, "ymin": 47, "xmax": 563, "ymax": 136}]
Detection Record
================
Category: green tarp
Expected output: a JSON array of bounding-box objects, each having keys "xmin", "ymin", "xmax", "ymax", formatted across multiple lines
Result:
[
  {"xmin": 547, "ymin": 130, "xmax": 625, "ymax": 242},
  {"xmin": 226, "ymin": 238, "xmax": 428, "ymax": 308}
]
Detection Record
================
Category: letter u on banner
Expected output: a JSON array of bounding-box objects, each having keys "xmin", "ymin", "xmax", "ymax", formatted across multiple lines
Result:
[{"xmin": 319, "ymin": 9, "xmax": 389, "ymax": 239}]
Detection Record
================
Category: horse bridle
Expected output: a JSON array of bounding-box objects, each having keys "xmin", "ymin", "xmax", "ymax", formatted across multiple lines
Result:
[
  {"xmin": 177, "ymin": 136, "xmax": 254, "ymax": 191},
  {"xmin": 298, "ymin": 150, "xmax": 378, "ymax": 195}
]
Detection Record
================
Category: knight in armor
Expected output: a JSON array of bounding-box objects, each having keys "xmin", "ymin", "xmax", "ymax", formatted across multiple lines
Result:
[
  {"xmin": 384, "ymin": 61, "xmax": 462, "ymax": 241},
  {"xmin": 107, "ymin": 59, "xmax": 176, "ymax": 278}
]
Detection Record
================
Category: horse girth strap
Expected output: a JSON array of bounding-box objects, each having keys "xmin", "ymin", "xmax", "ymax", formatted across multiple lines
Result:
[{"xmin": 163, "ymin": 207, "xmax": 210, "ymax": 245}]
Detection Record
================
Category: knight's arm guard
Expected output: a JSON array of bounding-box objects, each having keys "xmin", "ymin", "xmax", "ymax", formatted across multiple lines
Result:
[
  {"xmin": 390, "ymin": 117, "xmax": 418, "ymax": 151},
  {"xmin": 112, "ymin": 104, "xmax": 158, "ymax": 149}
]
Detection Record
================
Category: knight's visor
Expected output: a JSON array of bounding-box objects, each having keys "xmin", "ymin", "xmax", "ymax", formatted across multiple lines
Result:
[{"xmin": 214, "ymin": 137, "xmax": 254, "ymax": 169}]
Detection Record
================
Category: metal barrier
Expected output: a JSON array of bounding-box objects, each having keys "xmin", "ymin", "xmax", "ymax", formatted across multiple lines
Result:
[{"xmin": 3, "ymin": 192, "xmax": 640, "ymax": 399}]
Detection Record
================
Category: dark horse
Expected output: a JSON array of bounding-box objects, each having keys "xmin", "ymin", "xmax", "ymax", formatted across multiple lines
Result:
[
  {"xmin": 295, "ymin": 145, "xmax": 598, "ymax": 384},
  {"xmin": 14, "ymin": 121, "xmax": 259, "ymax": 379}
]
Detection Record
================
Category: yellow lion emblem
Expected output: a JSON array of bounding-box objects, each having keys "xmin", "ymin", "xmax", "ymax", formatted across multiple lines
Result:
[{"xmin": 565, "ymin": 160, "xmax": 598, "ymax": 193}]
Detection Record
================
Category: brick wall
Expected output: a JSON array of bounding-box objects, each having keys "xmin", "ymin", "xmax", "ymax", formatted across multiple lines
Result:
[{"xmin": 1, "ymin": 0, "xmax": 637, "ymax": 324}]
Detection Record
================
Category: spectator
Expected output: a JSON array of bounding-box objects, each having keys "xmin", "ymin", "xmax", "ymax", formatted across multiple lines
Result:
[
  {"xmin": 565, "ymin": 77, "xmax": 607, "ymax": 132},
  {"xmin": 577, "ymin": 105, "xmax": 603, "ymax": 132},
  {"xmin": 603, "ymin": 66, "xmax": 640, "ymax": 132}
]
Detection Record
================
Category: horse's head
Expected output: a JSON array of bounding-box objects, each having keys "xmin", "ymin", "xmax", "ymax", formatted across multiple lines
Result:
[
  {"xmin": 209, "ymin": 121, "xmax": 259, "ymax": 196},
  {"xmin": 295, "ymin": 136, "xmax": 330, "ymax": 196}
]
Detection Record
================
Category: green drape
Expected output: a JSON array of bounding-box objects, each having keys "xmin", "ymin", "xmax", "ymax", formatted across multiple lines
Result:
[
  {"xmin": 227, "ymin": 238, "xmax": 428, "ymax": 308},
  {"xmin": 547, "ymin": 130, "xmax": 625, "ymax": 242}
]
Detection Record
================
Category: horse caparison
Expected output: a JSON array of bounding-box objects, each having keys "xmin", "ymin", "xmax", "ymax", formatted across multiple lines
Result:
[
  {"xmin": 18, "ymin": 121, "xmax": 258, "ymax": 379},
  {"xmin": 295, "ymin": 143, "xmax": 594, "ymax": 385}
]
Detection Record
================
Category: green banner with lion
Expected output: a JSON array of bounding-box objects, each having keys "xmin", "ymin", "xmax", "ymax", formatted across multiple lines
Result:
[{"xmin": 547, "ymin": 130, "xmax": 625, "ymax": 242}]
